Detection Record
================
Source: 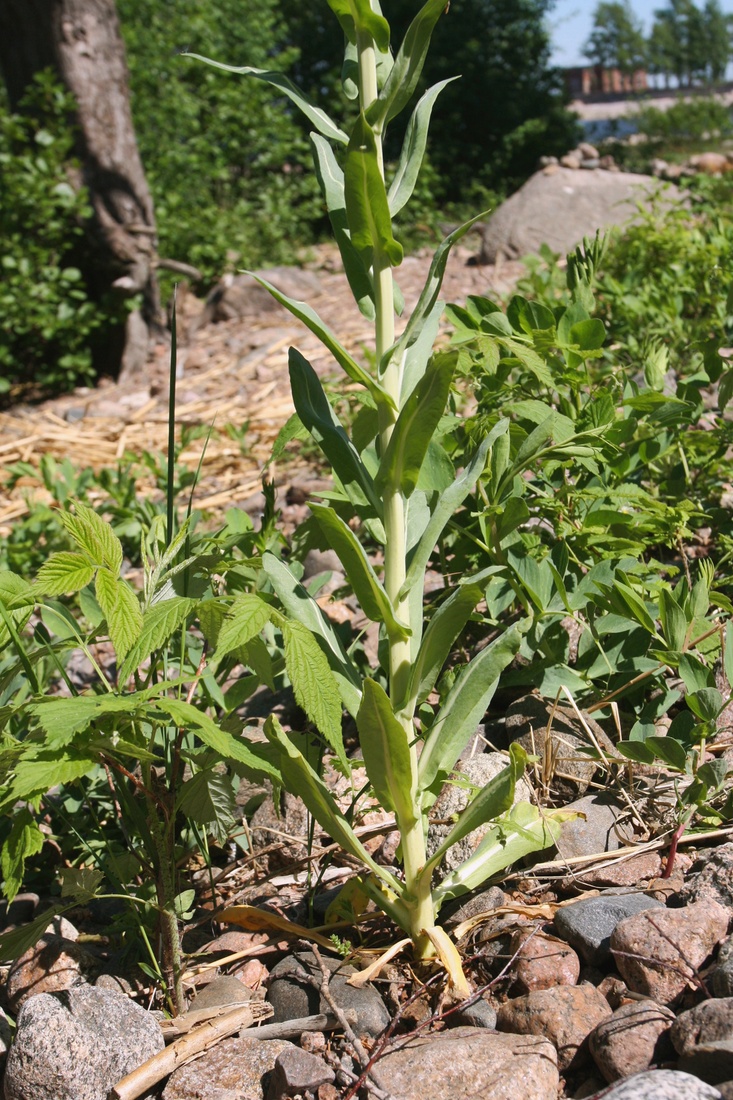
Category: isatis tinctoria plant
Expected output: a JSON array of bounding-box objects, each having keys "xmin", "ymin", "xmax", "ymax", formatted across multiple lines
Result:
[{"xmin": 188, "ymin": 0, "xmax": 568, "ymax": 974}]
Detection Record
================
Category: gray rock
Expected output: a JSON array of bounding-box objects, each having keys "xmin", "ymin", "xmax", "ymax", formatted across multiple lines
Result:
[
  {"xmin": 584, "ymin": 1070, "xmax": 722, "ymax": 1099},
  {"xmin": 678, "ymin": 1041, "xmax": 733, "ymax": 1085},
  {"xmin": 162, "ymin": 1036, "xmax": 294, "ymax": 1100},
  {"xmin": 554, "ymin": 893, "xmax": 665, "ymax": 966},
  {"xmin": 4, "ymin": 985, "xmax": 164, "ymax": 1100},
  {"xmin": 266, "ymin": 1046, "xmax": 335, "ymax": 1099},
  {"xmin": 589, "ymin": 1000, "xmax": 675, "ymax": 1083},
  {"xmin": 714, "ymin": 939, "xmax": 733, "ymax": 996},
  {"xmin": 267, "ymin": 950, "xmax": 389, "ymax": 1038},
  {"xmin": 477, "ymin": 167, "xmax": 679, "ymax": 266},
  {"xmin": 188, "ymin": 974, "xmax": 253, "ymax": 1011},
  {"xmin": 5, "ymin": 932, "xmax": 98, "ymax": 1010},
  {"xmin": 446, "ymin": 997, "xmax": 497, "ymax": 1030},
  {"xmin": 444, "ymin": 885, "xmax": 507, "ymax": 927},
  {"xmin": 554, "ymin": 794, "xmax": 633, "ymax": 862},
  {"xmin": 671, "ymin": 998, "xmax": 733, "ymax": 1056},
  {"xmin": 372, "ymin": 1026, "xmax": 558, "ymax": 1100},
  {"xmin": 426, "ymin": 753, "xmax": 533, "ymax": 872},
  {"xmin": 680, "ymin": 843, "xmax": 733, "ymax": 909}
]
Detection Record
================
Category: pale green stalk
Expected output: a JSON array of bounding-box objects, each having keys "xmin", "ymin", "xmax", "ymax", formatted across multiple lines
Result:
[{"xmin": 358, "ymin": 24, "xmax": 435, "ymax": 956}]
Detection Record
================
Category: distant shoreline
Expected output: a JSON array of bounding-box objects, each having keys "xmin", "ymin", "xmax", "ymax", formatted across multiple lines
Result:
[{"xmin": 571, "ymin": 81, "xmax": 733, "ymax": 121}]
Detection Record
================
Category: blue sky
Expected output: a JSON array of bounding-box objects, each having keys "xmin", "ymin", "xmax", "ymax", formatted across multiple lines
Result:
[{"xmin": 548, "ymin": 0, "xmax": 733, "ymax": 68}]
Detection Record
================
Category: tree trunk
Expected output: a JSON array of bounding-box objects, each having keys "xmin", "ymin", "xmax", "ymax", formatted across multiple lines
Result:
[{"xmin": 0, "ymin": 0, "xmax": 159, "ymax": 378}]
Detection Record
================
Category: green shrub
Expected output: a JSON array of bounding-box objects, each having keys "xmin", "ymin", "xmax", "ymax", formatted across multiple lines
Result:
[
  {"xmin": 632, "ymin": 96, "xmax": 733, "ymax": 144},
  {"xmin": 0, "ymin": 73, "xmax": 108, "ymax": 395}
]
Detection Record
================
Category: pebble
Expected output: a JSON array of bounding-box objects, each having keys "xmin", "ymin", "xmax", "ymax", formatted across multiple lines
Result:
[
  {"xmin": 4, "ymin": 984, "xmax": 164, "ymax": 1100},
  {"xmin": 553, "ymin": 892, "xmax": 665, "ymax": 966},
  {"xmin": 583, "ymin": 1069, "xmax": 722, "ymax": 1099},
  {"xmin": 371, "ymin": 1026, "xmax": 558, "ymax": 1100},
  {"xmin": 589, "ymin": 1000, "xmax": 676, "ymax": 1082},
  {"xmin": 446, "ymin": 996, "xmax": 497, "ymax": 1029},
  {"xmin": 266, "ymin": 1046, "xmax": 335, "ymax": 1099},
  {"xmin": 188, "ymin": 973, "xmax": 252, "ymax": 1011},
  {"xmin": 671, "ymin": 997, "xmax": 733, "ymax": 1055},
  {"xmin": 267, "ymin": 950, "xmax": 389, "ymax": 1038},
  {"xmin": 580, "ymin": 850, "xmax": 664, "ymax": 889},
  {"xmin": 162, "ymin": 1036, "xmax": 294, "ymax": 1100},
  {"xmin": 610, "ymin": 899, "xmax": 730, "ymax": 1004},
  {"xmin": 496, "ymin": 982, "xmax": 612, "ymax": 1072},
  {"xmin": 509, "ymin": 927, "xmax": 580, "ymax": 992},
  {"xmin": 554, "ymin": 794, "xmax": 631, "ymax": 863}
]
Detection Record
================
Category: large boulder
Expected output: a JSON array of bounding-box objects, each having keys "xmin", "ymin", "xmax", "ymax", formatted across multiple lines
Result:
[{"xmin": 477, "ymin": 166, "xmax": 679, "ymax": 264}]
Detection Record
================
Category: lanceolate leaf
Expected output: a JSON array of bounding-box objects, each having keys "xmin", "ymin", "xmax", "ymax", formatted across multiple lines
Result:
[
  {"xmin": 423, "ymin": 744, "xmax": 528, "ymax": 873},
  {"xmin": 282, "ymin": 619, "xmax": 348, "ymax": 771},
  {"xmin": 215, "ymin": 593, "xmax": 272, "ymax": 660},
  {"xmin": 402, "ymin": 428, "xmax": 504, "ymax": 599},
  {"xmin": 309, "ymin": 503, "xmax": 410, "ymax": 641},
  {"xmin": 433, "ymin": 804, "xmax": 568, "ymax": 905},
  {"xmin": 289, "ymin": 349, "xmax": 383, "ymax": 519},
  {"xmin": 356, "ymin": 679, "xmax": 415, "ymax": 824},
  {"xmin": 344, "ymin": 113, "xmax": 403, "ymax": 269},
  {"xmin": 377, "ymin": 351, "xmax": 454, "ymax": 498},
  {"xmin": 118, "ymin": 596, "xmax": 197, "ymax": 681},
  {"xmin": 310, "ymin": 134, "xmax": 375, "ymax": 320},
  {"xmin": 1, "ymin": 807, "xmax": 44, "ymax": 903},
  {"xmin": 417, "ymin": 623, "xmax": 525, "ymax": 800},
  {"xmin": 659, "ymin": 589, "xmax": 688, "ymax": 653},
  {"xmin": 182, "ymin": 55, "xmax": 348, "ymax": 145},
  {"xmin": 382, "ymin": 215, "xmax": 486, "ymax": 377},
  {"xmin": 326, "ymin": 0, "xmax": 391, "ymax": 50},
  {"xmin": 264, "ymin": 714, "xmax": 400, "ymax": 892},
  {"xmin": 367, "ymin": 0, "xmax": 448, "ymax": 129},
  {"xmin": 388, "ymin": 78, "xmax": 457, "ymax": 216},
  {"xmin": 262, "ymin": 553, "xmax": 362, "ymax": 716},
  {"xmin": 34, "ymin": 553, "xmax": 95, "ymax": 597},
  {"xmin": 252, "ymin": 278, "xmax": 392, "ymax": 409},
  {"xmin": 407, "ymin": 584, "xmax": 483, "ymax": 708}
]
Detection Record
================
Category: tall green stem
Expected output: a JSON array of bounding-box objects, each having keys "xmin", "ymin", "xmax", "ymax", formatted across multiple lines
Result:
[{"xmin": 358, "ymin": 22, "xmax": 435, "ymax": 956}]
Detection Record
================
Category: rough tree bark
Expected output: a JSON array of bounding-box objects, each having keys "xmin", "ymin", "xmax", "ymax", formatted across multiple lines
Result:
[{"xmin": 0, "ymin": 0, "xmax": 159, "ymax": 378}]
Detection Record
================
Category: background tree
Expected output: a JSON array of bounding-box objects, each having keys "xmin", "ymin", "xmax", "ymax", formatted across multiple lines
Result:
[
  {"xmin": 700, "ymin": 0, "xmax": 733, "ymax": 84},
  {"xmin": 650, "ymin": 0, "xmax": 709, "ymax": 87},
  {"xmin": 583, "ymin": 1, "xmax": 647, "ymax": 84},
  {"xmin": 116, "ymin": 0, "xmax": 323, "ymax": 286},
  {"xmin": 0, "ymin": 0, "xmax": 158, "ymax": 378}
]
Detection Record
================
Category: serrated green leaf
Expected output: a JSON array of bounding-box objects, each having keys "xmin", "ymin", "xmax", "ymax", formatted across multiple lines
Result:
[
  {"xmin": 34, "ymin": 552, "xmax": 95, "ymax": 597},
  {"xmin": 0, "ymin": 571, "xmax": 34, "ymax": 650},
  {"xmin": 262, "ymin": 553, "xmax": 362, "ymax": 717},
  {"xmin": 388, "ymin": 79, "xmax": 456, "ymax": 216},
  {"xmin": 177, "ymin": 769, "xmax": 236, "ymax": 843},
  {"xmin": 424, "ymin": 744, "xmax": 527, "ymax": 873},
  {"xmin": 183, "ymin": 54, "xmax": 348, "ymax": 144},
  {"xmin": 309, "ymin": 503, "xmax": 409, "ymax": 641},
  {"xmin": 118, "ymin": 596, "xmax": 197, "ymax": 681},
  {"xmin": 367, "ymin": 0, "xmax": 447, "ymax": 129},
  {"xmin": 252, "ymin": 275, "xmax": 392, "ymax": 409},
  {"xmin": 95, "ymin": 568, "xmax": 143, "ymax": 661},
  {"xmin": 58, "ymin": 502, "xmax": 122, "ymax": 574},
  {"xmin": 1, "ymin": 807, "xmax": 44, "ymax": 902},
  {"xmin": 0, "ymin": 905, "xmax": 69, "ymax": 963},
  {"xmin": 282, "ymin": 619, "xmax": 347, "ymax": 771},
  {"xmin": 153, "ymin": 698, "xmax": 281, "ymax": 779},
  {"xmin": 215, "ymin": 593, "xmax": 272, "ymax": 661},
  {"xmin": 58, "ymin": 866, "xmax": 104, "ymax": 903},
  {"xmin": 12, "ymin": 752, "xmax": 96, "ymax": 800},
  {"xmin": 356, "ymin": 679, "xmax": 415, "ymax": 823},
  {"xmin": 377, "ymin": 351, "xmax": 454, "ymax": 498},
  {"xmin": 418, "ymin": 623, "xmax": 524, "ymax": 799},
  {"xmin": 345, "ymin": 113, "xmax": 403, "ymax": 269},
  {"xmin": 289, "ymin": 349, "xmax": 383, "ymax": 519},
  {"xmin": 310, "ymin": 134, "xmax": 375, "ymax": 320},
  {"xmin": 406, "ymin": 584, "xmax": 482, "ymax": 708}
]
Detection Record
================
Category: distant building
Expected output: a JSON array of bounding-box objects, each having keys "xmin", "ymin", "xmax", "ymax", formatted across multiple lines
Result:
[{"xmin": 563, "ymin": 66, "xmax": 648, "ymax": 98}]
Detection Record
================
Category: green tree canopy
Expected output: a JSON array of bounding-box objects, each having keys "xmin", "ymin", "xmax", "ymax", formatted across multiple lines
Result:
[{"xmin": 584, "ymin": 1, "xmax": 647, "ymax": 74}]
